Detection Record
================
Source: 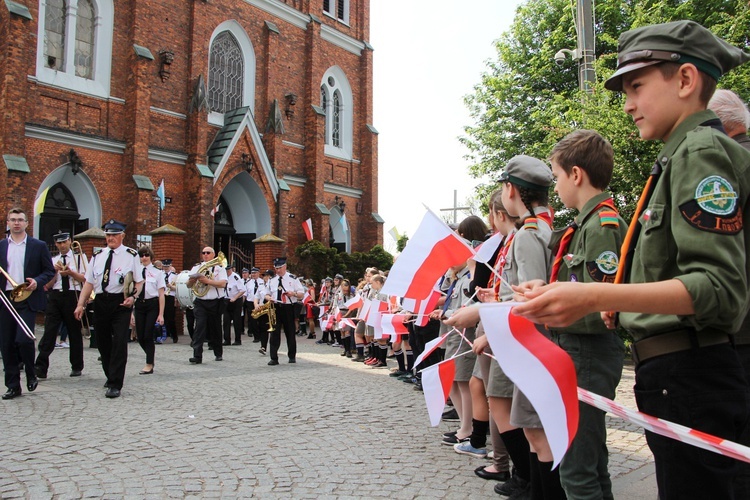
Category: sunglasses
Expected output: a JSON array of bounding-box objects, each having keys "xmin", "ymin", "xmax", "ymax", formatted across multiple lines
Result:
[{"xmin": 202, "ymin": 251, "xmax": 213, "ymax": 255}]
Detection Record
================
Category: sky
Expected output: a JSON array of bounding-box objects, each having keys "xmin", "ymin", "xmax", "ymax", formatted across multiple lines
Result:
[{"xmin": 370, "ymin": 0, "xmax": 526, "ymax": 251}]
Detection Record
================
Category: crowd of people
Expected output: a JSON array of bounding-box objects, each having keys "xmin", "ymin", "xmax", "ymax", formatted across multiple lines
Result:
[{"xmin": 2, "ymin": 19, "xmax": 750, "ymax": 500}]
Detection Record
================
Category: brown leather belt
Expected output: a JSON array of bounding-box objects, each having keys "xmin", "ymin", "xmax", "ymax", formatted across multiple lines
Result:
[{"xmin": 632, "ymin": 329, "xmax": 731, "ymax": 365}]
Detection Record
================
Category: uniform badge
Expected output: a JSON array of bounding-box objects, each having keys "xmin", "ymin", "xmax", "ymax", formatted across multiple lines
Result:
[
  {"xmin": 569, "ymin": 274, "xmax": 577, "ymax": 282},
  {"xmin": 586, "ymin": 251, "xmax": 618, "ymax": 283},
  {"xmin": 680, "ymin": 175, "xmax": 742, "ymax": 234}
]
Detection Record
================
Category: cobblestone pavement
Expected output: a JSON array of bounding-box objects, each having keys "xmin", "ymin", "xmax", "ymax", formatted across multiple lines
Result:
[{"xmin": 0, "ymin": 327, "xmax": 655, "ymax": 499}]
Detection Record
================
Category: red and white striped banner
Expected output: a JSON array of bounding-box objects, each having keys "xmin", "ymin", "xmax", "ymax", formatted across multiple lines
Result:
[{"xmin": 578, "ymin": 387, "xmax": 750, "ymax": 464}]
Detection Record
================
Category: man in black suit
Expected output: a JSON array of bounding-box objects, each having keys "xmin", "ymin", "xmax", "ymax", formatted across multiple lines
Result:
[{"xmin": 0, "ymin": 207, "xmax": 55, "ymax": 400}]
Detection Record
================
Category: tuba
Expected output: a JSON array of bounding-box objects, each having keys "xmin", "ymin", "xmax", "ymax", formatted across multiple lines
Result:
[
  {"xmin": 251, "ymin": 301, "xmax": 276, "ymax": 332},
  {"xmin": 192, "ymin": 251, "xmax": 227, "ymax": 297}
]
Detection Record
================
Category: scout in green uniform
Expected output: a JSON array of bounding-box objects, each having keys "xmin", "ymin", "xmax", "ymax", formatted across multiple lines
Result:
[
  {"xmin": 514, "ymin": 21, "xmax": 750, "ymax": 500},
  {"xmin": 519, "ymin": 130, "xmax": 629, "ymax": 499}
]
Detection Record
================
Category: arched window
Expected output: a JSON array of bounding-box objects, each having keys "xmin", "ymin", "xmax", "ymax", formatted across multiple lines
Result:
[
  {"xmin": 208, "ymin": 32, "xmax": 244, "ymax": 114},
  {"xmin": 43, "ymin": 0, "xmax": 66, "ymax": 70},
  {"xmin": 207, "ymin": 21, "xmax": 256, "ymax": 126},
  {"xmin": 74, "ymin": 0, "xmax": 95, "ymax": 78},
  {"xmin": 320, "ymin": 67, "xmax": 353, "ymax": 160},
  {"xmin": 36, "ymin": 0, "xmax": 114, "ymax": 98}
]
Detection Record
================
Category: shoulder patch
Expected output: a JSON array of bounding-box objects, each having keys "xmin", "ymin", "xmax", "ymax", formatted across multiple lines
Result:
[
  {"xmin": 586, "ymin": 251, "xmax": 619, "ymax": 283},
  {"xmin": 288, "ymin": 273, "xmax": 297, "ymax": 279},
  {"xmin": 126, "ymin": 248, "xmax": 138, "ymax": 256},
  {"xmin": 598, "ymin": 210, "xmax": 619, "ymax": 228},
  {"xmin": 680, "ymin": 175, "xmax": 743, "ymax": 234},
  {"xmin": 93, "ymin": 248, "xmax": 103, "ymax": 256},
  {"xmin": 522, "ymin": 218, "xmax": 538, "ymax": 231}
]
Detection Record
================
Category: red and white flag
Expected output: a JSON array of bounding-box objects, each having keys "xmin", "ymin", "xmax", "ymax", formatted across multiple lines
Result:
[
  {"xmin": 402, "ymin": 287, "xmax": 442, "ymax": 327},
  {"xmin": 421, "ymin": 358, "xmax": 456, "ymax": 426},
  {"xmin": 302, "ymin": 218, "xmax": 313, "ymax": 241},
  {"xmin": 472, "ymin": 231, "xmax": 504, "ymax": 264},
  {"xmin": 210, "ymin": 203, "xmax": 221, "ymax": 217},
  {"xmin": 367, "ymin": 300, "xmax": 389, "ymax": 338},
  {"xmin": 322, "ymin": 314, "xmax": 336, "ymax": 331},
  {"xmin": 381, "ymin": 209, "xmax": 474, "ymax": 300},
  {"xmin": 381, "ymin": 313, "xmax": 410, "ymax": 341},
  {"xmin": 357, "ymin": 299, "xmax": 372, "ymax": 321},
  {"xmin": 302, "ymin": 291, "xmax": 314, "ymax": 305},
  {"xmin": 479, "ymin": 302, "xmax": 579, "ymax": 467},
  {"xmin": 318, "ymin": 305, "xmax": 329, "ymax": 318},
  {"xmin": 344, "ymin": 293, "xmax": 363, "ymax": 310},
  {"xmin": 414, "ymin": 333, "xmax": 450, "ymax": 369},
  {"xmin": 339, "ymin": 318, "xmax": 357, "ymax": 330}
]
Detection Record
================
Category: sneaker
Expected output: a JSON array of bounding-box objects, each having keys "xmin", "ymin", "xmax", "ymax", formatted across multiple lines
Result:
[
  {"xmin": 331, "ymin": 341, "xmax": 340, "ymax": 347},
  {"xmin": 370, "ymin": 360, "xmax": 388, "ymax": 368},
  {"xmin": 486, "ymin": 450, "xmax": 495, "ymax": 460},
  {"xmin": 442, "ymin": 430, "xmax": 457, "ymax": 439},
  {"xmin": 442, "ymin": 434, "xmax": 469, "ymax": 446},
  {"xmin": 494, "ymin": 475, "xmax": 529, "ymax": 497},
  {"xmin": 259, "ymin": 347, "xmax": 266, "ymax": 355},
  {"xmin": 389, "ymin": 370, "xmax": 408, "ymax": 378},
  {"xmin": 453, "ymin": 441, "xmax": 487, "ymax": 458},
  {"xmin": 55, "ymin": 342, "xmax": 63, "ymax": 348},
  {"xmin": 315, "ymin": 339, "xmax": 326, "ymax": 345},
  {"xmin": 442, "ymin": 408, "xmax": 460, "ymax": 422},
  {"xmin": 59, "ymin": 342, "xmax": 70, "ymax": 348},
  {"xmin": 351, "ymin": 355, "xmax": 365, "ymax": 362}
]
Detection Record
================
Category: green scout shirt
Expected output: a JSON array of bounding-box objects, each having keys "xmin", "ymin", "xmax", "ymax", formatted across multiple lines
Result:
[
  {"xmin": 553, "ymin": 192, "xmax": 628, "ymax": 335},
  {"xmin": 501, "ymin": 207, "xmax": 552, "ymax": 301},
  {"xmin": 620, "ymin": 110, "xmax": 750, "ymax": 342}
]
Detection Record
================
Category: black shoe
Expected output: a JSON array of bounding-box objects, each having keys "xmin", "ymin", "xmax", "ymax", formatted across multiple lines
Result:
[
  {"xmin": 252, "ymin": 339, "xmax": 261, "ymax": 343},
  {"xmin": 222, "ymin": 342, "xmax": 231, "ymax": 346},
  {"xmin": 442, "ymin": 408, "xmax": 460, "ymax": 422},
  {"xmin": 27, "ymin": 377, "xmax": 38, "ymax": 392},
  {"xmin": 232, "ymin": 342, "xmax": 241, "ymax": 346},
  {"xmin": 215, "ymin": 356, "xmax": 223, "ymax": 361},
  {"xmin": 494, "ymin": 475, "xmax": 529, "ymax": 496},
  {"xmin": 307, "ymin": 333, "xmax": 316, "ymax": 339},
  {"xmin": 474, "ymin": 466, "xmax": 510, "ymax": 482},
  {"xmin": 70, "ymin": 370, "xmax": 82, "ymax": 377},
  {"xmin": 2, "ymin": 387, "xmax": 21, "ymax": 400},
  {"xmin": 288, "ymin": 358, "xmax": 296, "ymax": 363},
  {"xmin": 268, "ymin": 359, "xmax": 279, "ymax": 366},
  {"xmin": 351, "ymin": 355, "xmax": 365, "ymax": 362},
  {"xmin": 138, "ymin": 369, "xmax": 153, "ymax": 375},
  {"xmin": 413, "ymin": 381, "xmax": 423, "ymax": 391},
  {"xmin": 172, "ymin": 337, "xmax": 179, "ymax": 343},
  {"xmin": 189, "ymin": 357, "xmax": 202, "ymax": 364},
  {"xmin": 105, "ymin": 387, "xmax": 121, "ymax": 398},
  {"xmin": 35, "ymin": 368, "xmax": 47, "ymax": 379},
  {"xmin": 103, "ymin": 382, "xmax": 110, "ymax": 388}
]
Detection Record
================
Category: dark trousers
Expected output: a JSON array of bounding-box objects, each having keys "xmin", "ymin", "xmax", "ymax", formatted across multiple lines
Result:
[
  {"xmin": 185, "ymin": 307, "xmax": 195, "ymax": 339},
  {"xmin": 256, "ymin": 313, "xmax": 269, "ymax": 349},
  {"xmin": 413, "ymin": 319, "xmax": 440, "ymax": 377},
  {"xmin": 93, "ymin": 294, "xmax": 132, "ymax": 390},
  {"xmin": 164, "ymin": 295, "xmax": 177, "ymax": 341},
  {"xmin": 634, "ymin": 343, "xmax": 750, "ymax": 500},
  {"xmin": 223, "ymin": 298, "xmax": 243, "ymax": 343},
  {"xmin": 270, "ymin": 303, "xmax": 296, "ymax": 361},
  {"xmin": 36, "ymin": 290, "xmax": 84, "ymax": 374},
  {"xmin": 735, "ymin": 344, "xmax": 750, "ymax": 498},
  {"xmin": 134, "ymin": 297, "xmax": 159, "ymax": 365},
  {"xmin": 247, "ymin": 303, "xmax": 260, "ymax": 341},
  {"xmin": 191, "ymin": 299, "xmax": 222, "ymax": 359},
  {"xmin": 0, "ymin": 298, "xmax": 36, "ymax": 390}
]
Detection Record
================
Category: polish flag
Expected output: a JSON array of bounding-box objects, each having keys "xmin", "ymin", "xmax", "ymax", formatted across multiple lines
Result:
[
  {"xmin": 344, "ymin": 294, "xmax": 363, "ymax": 310},
  {"xmin": 302, "ymin": 291, "xmax": 314, "ymax": 305},
  {"xmin": 402, "ymin": 288, "xmax": 442, "ymax": 327},
  {"xmin": 339, "ymin": 318, "xmax": 357, "ymax": 330},
  {"xmin": 322, "ymin": 314, "xmax": 336, "ymax": 331},
  {"xmin": 381, "ymin": 313, "xmax": 410, "ymax": 341},
  {"xmin": 472, "ymin": 231, "xmax": 504, "ymax": 264},
  {"xmin": 479, "ymin": 302, "xmax": 579, "ymax": 467},
  {"xmin": 357, "ymin": 299, "xmax": 372, "ymax": 321},
  {"xmin": 302, "ymin": 218, "xmax": 313, "ymax": 241},
  {"xmin": 413, "ymin": 333, "xmax": 450, "ymax": 369},
  {"xmin": 381, "ymin": 209, "xmax": 474, "ymax": 300},
  {"xmin": 367, "ymin": 299, "xmax": 389, "ymax": 338},
  {"xmin": 421, "ymin": 358, "xmax": 456, "ymax": 426},
  {"xmin": 210, "ymin": 203, "xmax": 220, "ymax": 217},
  {"xmin": 318, "ymin": 305, "xmax": 329, "ymax": 318}
]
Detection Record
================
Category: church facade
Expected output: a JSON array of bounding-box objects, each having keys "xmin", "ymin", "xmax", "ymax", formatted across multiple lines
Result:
[{"xmin": 0, "ymin": 0, "xmax": 381, "ymax": 269}]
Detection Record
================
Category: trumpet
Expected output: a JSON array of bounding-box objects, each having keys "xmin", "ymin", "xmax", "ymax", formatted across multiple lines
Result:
[
  {"xmin": 0, "ymin": 264, "xmax": 32, "ymax": 302},
  {"xmin": 251, "ymin": 301, "xmax": 277, "ymax": 332},
  {"xmin": 192, "ymin": 251, "xmax": 227, "ymax": 297},
  {"xmin": 71, "ymin": 241, "xmax": 95, "ymax": 302}
]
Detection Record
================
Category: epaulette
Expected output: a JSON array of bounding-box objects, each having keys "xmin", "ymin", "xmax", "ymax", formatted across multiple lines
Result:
[
  {"xmin": 233, "ymin": 275, "xmax": 240, "ymax": 281},
  {"xmin": 93, "ymin": 248, "xmax": 103, "ymax": 256},
  {"xmin": 599, "ymin": 210, "xmax": 619, "ymax": 228},
  {"xmin": 522, "ymin": 218, "xmax": 539, "ymax": 231},
  {"xmin": 126, "ymin": 248, "xmax": 138, "ymax": 256},
  {"xmin": 288, "ymin": 273, "xmax": 297, "ymax": 279}
]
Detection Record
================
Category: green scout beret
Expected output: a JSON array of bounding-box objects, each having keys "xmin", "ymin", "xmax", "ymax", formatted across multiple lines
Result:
[
  {"xmin": 498, "ymin": 155, "xmax": 552, "ymax": 192},
  {"xmin": 605, "ymin": 20, "xmax": 750, "ymax": 91}
]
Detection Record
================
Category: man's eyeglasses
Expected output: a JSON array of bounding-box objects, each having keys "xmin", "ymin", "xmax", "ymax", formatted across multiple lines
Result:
[{"xmin": 8, "ymin": 218, "xmax": 26, "ymax": 223}]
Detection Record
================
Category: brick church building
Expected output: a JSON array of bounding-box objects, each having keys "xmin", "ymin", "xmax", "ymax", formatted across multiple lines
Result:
[{"xmin": 0, "ymin": 0, "xmax": 381, "ymax": 271}]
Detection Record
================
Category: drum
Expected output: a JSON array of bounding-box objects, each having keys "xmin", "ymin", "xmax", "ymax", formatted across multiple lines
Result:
[{"xmin": 175, "ymin": 271, "xmax": 195, "ymax": 309}]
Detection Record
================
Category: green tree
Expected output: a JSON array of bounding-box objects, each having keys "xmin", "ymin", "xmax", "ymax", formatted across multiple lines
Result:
[
  {"xmin": 462, "ymin": 0, "xmax": 750, "ymax": 226},
  {"xmin": 396, "ymin": 234, "xmax": 409, "ymax": 253}
]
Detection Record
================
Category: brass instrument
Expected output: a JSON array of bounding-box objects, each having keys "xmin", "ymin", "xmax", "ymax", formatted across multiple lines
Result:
[
  {"xmin": 0, "ymin": 264, "xmax": 32, "ymax": 302},
  {"xmin": 251, "ymin": 301, "xmax": 276, "ymax": 332},
  {"xmin": 122, "ymin": 271, "xmax": 135, "ymax": 301},
  {"xmin": 192, "ymin": 251, "xmax": 227, "ymax": 297},
  {"xmin": 71, "ymin": 241, "xmax": 95, "ymax": 302}
]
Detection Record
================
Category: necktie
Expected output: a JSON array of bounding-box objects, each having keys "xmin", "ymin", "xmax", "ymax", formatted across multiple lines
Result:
[
  {"xmin": 101, "ymin": 250, "xmax": 113, "ymax": 292},
  {"xmin": 138, "ymin": 268, "xmax": 146, "ymax": 300},
  {"xmin": 277, "ymin": 279, "xmax": 285, "ymax": 303},
  {"xmin": 61, "ymin": 255, "xmax": 70, "ymax": 292},
  {"xmin": 253, "ymin": 280, "xmax": 258, "ymax": 294},
  {"xmin": 615, "ymin": 163, "xmax": 662, "ymax": 284}
]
